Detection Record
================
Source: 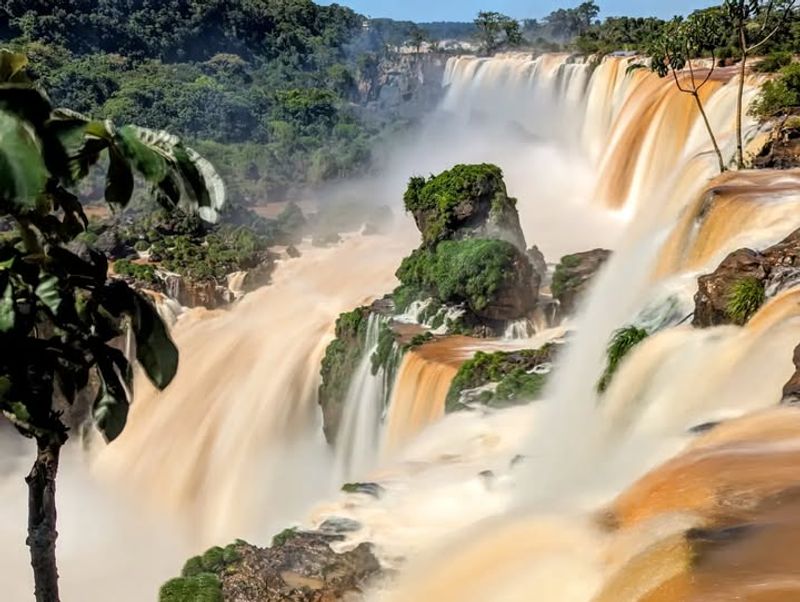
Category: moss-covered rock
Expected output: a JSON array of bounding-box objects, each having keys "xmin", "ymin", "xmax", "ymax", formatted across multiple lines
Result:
[
  {"xmin": 694, "ymin": 228, "xmax": 800, "ymax": 327},
  {"xmin": 446, "ymin": 344, "xmax": 556, "ymax": 412},
  {"xmin": 319, "ymin": 306, "xmax": 371, "ymax": 444},
  {"xmin": 160, "ymin": 543, "xmax": 243, "ymax": 602},
  {"xmin": 163, "ymin": 533, "xmax": 380, "ymax": 602},
  {"xmin": 403, "ymin": 164, "xmax": 527, "ymax": 250},
  {"xmin": 551, "ymin": 249, "xmax": 611, "ymax": 315},
  {"xmin": 395, "ymin": 238, "xmax": 538, "ymax": 321}
]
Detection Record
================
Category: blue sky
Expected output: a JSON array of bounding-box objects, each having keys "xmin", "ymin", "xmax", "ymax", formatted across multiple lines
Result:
[{"xmin": 318, "ymin": 1, "xmax": 717, "ymax": 21}]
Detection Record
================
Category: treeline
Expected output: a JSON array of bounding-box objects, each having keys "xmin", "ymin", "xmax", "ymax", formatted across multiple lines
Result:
[
  {"xmin": 474, "ymin": 1, "xmax": 799, "ymax": 57},
  {"xmin": 0, "ymin": 0, "xmax": 401, "ymax": 202}
]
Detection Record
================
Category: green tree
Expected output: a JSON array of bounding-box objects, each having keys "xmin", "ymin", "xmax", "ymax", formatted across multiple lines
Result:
[
  {"xmin": 474, "ymin": 11, "xmax": 522, "ymax": 54},
  {"xmin": 724, "ymin": 0, "xmax": 798, "ymax": 168},
  {"xmin": 0, "ymin": 50, "xmax": 223, "ymax": 602},
  {"xmin": 649, "ymin": 14, "xmax": 728, "ymax": 173},
  {"xmin": 409, "ymin": 24, "xmax": 427, "ymax": 54}
]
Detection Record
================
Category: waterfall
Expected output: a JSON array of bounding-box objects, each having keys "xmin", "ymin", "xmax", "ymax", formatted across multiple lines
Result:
[
  {"xmin": 333, "ymin": 313, "xmax": 388, "ymax": 482},
  {"xmin": 92, "ymin": 232, "xmax": 415, "ymax": 547}
]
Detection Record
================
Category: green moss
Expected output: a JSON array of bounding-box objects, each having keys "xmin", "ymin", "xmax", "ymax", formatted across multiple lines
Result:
[
  {"xmin": 371, "ymin": 322, "xmax": 395, "ymax": 375},
  {"xmin": 551, "ymin": 253, "xmax": 583, "ymax": 299},
  {"xmin": 405, "ymin": 331, "xmax": 434, "ymax": 349},
  {"xmin": 392, "ymin": 284, "xmax": 420, "ymax": 313},
  {"xmin": 725, "ymin": 277, "xmax": 765, "ymax": 325},
  {"xmin": 597, "ymin": 326, "xmax": 649, "ymax": 393},
  {"xmin": 403, "ymin": 164, "xmax": 509, "ymax": 246},
  {"xmin": 113, "ymin": 258, "xmax": 159, "ymax": 284},
  {"xmin": 494, "ymin": 369, "xmax": 547, "ymax": 403},
  {"xmin": 396, "ymin": 238, "xmax": 522, "ymax": 314},
  {"xmin": 446, "ymin": 345, "xmax": 554, "ymax": 412},
  {"xmin": 271, "ymin": 527, "xmax": 299, "ymax": 547},
  {"xmin": 160, "ymin": 573, "xmax": 222, "ymax": 602}
]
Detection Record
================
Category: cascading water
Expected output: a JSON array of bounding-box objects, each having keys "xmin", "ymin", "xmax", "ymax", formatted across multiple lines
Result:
[
  {"xmin": 2, "ymin": 49, "xmax": 795, "ymax": 602},
  {"xmin": 333, "ymin": 313, "xmax": 390, "ymax": 483}
]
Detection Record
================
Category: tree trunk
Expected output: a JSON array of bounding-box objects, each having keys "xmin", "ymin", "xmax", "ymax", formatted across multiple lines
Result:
[
  {"xmin": 692, "ymin": 92, "xmax": 726, "ymax": 174},
  {"xmin": 26, "ymin": 438, "xmax": 62, "ymax": 602},
  {"xmin": 736, "ymin": 28, "xmax": 748, "ymax": 169}
]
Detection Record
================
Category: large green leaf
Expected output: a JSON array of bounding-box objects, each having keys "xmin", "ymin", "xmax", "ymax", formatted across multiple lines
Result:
[
  {"xmin": 46, "ymin": 111, "xmax": 108, "ymax": 183},
  {"xmin": 123, "ymin": 126, "xmax": 225, "ymax": 222},
  {"xmin": 115, "ymin": 125, "xmax": 168, "ymax": 183},
  {"xmin": 105, "ymin": 147, "xmax": 134, "ymax": 208},
  {"xmin": 0, "ymin": 110, "xmax": 47, "ymax": 212},
  {"xmin": 34, "ymin": 274, "xmax": 61, "ymax": 315},
  {"xmin": 93, "ymin": 362, "xmax": 129, "ymax": 442},
  {"xmin": 131, "ymin": 293, "xmax": 178, "ymax": 389},
  {"xmin": 100, "ymin": 282, "xmax": 179, "ymax": 390},
  {"xmin": 0, "ymin": 281, "xmax": 14, "ymax": 332},
  {"xmin": 0, "ymin": 50, "xmax": 29, "ymax": 84}
]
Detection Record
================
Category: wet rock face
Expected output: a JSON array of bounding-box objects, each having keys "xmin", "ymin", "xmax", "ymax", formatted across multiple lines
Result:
[
  {"xmin": 403, "ymin": 164, "xmax": 527, "ymax": 251},
  {"xmin": 551, "ymin": 249, "xmax": 611, "ymax": 315},
  {"xmin": 693, "ymin": 228, "xmax": 800, "ymax": 327},
  {"xmin": 693, "ymin": 249, "xmax": 767, "ymax": 327},
  {"xmin": 782, "ymin": 343, "xmax": 800, "ymax": 404},
  {"xmin": 221, "ymin": 534, "xmax": 381, "ymax": 602},
  {"xmin": 753, "ymin": 123, "xmax": 800, "ymax": 170}
]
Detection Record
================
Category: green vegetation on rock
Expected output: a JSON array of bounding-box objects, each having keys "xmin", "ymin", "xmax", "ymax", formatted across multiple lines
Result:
[
  {"xmin": 319, "ymin": 307, "xmax": 371, "ymax": 443},
  {"xmin": 446, "ymin": 345, "xmax": 555, "ymax": 412},
  {"xmin": 551, "ymin": 254, "xmax": 583, "ymax": 299},
  {"xmin": 113, "ymin": 259, "xmax": 159, "ymax": 285},
  {"xmin": 402, "ymin": 164, "xmax": 524, "ymax": 248},
  {"xmin": 751, "ymin": 62, "xmax": 800, "ymax": 121},
  {"xmin": 160, "ymin": 573, "xmax": 223, "ymax": 602},
  {"xmin": 726, "ymin": 277, "xmax": 766, "ymax": 325},
  {"xmin": 271, "ymin": 527, "xmax": 300, "ymax": 548},
  {"xmin": 396, "ymin": 239, "xmax": 527, "ymax": 317},
  {"xmin": 597, "ymin": 326, "xmax": 649, "ymax": 393}
]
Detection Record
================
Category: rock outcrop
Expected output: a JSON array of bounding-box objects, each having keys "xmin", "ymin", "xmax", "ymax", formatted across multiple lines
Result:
[
  {"xmin": 446, "ymin": 343, "xmax": 558, "ymax": 412},
  {"xmin": 318, "ymin": 307, "xmax": 372, "ymax": 445},
  {"xmin": 551, "ymin": 249, "xmax": 611, "ymax": 315},
  {"xmin": 782, "ymin": 343, "xmax": 800, "ymax": 404},
  {"xmin": 403, "ymin": 163, "xmax": 527, "ymax": 251},
  {"xmin": 357, "ymin": 53, "xmax": 447, "ymax": 123},
  {"xmin": 693, "ymin": 228, "xmax": 800, "ymax": 327},
  {"xmin": 753, "ymin": 120, "xmax": 800, "ymax": 170},
  {"xmin": 161, "ymin": 533, "xmax": 381, "ymax": 602}
]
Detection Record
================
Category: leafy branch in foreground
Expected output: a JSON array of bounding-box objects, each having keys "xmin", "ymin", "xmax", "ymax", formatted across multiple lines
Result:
[
  {"xmin": 0, "ymin": 49, "xmax": 224, "ymax": 602},
  {"xmin": 648, "ymin": 13, "xmax": 728, "ymax": 173}
]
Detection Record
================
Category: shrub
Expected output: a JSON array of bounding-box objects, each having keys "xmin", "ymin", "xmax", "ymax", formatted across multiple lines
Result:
[
  {"xmin": 113, "ymin": 259, "xmax": 159, "ymax": 284},
  {"xmin": 446, "ymin": 345, "xmax": 554, "ymax": 411},
  {"xmin": 754, "ymin": 52, "xmax": 793, "ymax": 73},
  {"xmin": 597, "ymin": 326, "xmax": 649, "ymax": 393},
  {"xmin": 494, "ymin": 369, "xmax": 547, "ymax": 403},
  {"xmin": 726, "ymin": 277, "xmax": 765, "ymax": 325},
  {"xmin": 551, "ymin": 253, "xmax": 583, "ymax": 299},
  {"xmin": 396, "ymin": 238, "xmax": 521, "ymax": 313},
  {"xmin": 159, "ymin": 573, "xmax": 222, "ymax": 602},
  {"xmin": 750, "ymin": 62, "xmax": 800, "ymax": 120}
]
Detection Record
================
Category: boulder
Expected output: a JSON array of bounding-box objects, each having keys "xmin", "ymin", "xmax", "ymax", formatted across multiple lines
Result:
[
  {"xmin": 551, "ymin": 249, "xmax": 611, "ymax": 315},
  {"xmin": 162, "ymin": 534, "xmax": 381, "ymax": 602},
  {"xmin": 527, "ymin": 245, "xmax": 548, "ymax": 279},
  {"xmin": 693, "ymin": 228, "xmax": 800, "ymax": 327},
  {"xmin": 403, "ymin": 164, "xmax": 527, "ymax": 251},
  {"xmin": 222, "ymin": 534, "xmax": 379, "ymax": 602},
  {"xmin": 753, "ymin": 120, "xmax": 800, "ymax": 170},
  {"xmin": 782, "ymin": 343, "xmax": 800, "ymax": 404}
]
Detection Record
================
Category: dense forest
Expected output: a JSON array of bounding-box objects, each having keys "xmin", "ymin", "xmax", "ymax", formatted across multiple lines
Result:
[{"xmin": 0, "ymin": 1, "xmax": 417, "ymax": 203}]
